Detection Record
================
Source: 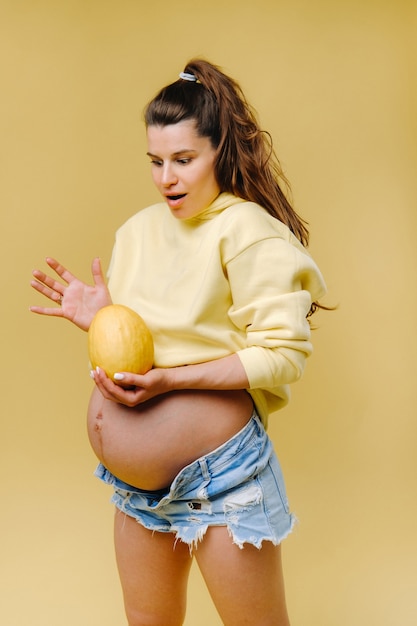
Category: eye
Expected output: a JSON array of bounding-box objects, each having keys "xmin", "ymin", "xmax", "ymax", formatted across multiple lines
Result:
[
  {"xmin": 150, "ymin": 159, "xmax": 163, "ymax": 167},
  {"xmin": 177, "ymin": 158, "xmax": 192, "ymax": 165}
]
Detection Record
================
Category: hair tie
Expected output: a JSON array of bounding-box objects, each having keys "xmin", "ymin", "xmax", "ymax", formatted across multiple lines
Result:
[{"xmin": 179, "ymin": 71, "xmax": 198, "ymax": 82}]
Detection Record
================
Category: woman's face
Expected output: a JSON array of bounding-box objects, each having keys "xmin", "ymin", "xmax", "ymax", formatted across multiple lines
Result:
[{"xmin": 147, "ymin": 120, "xmax": 220, "ymax": 219}]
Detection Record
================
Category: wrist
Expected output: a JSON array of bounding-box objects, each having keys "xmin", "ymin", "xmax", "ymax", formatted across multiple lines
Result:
[
  {"xmin": 166, "ymin": 365, "xmax": 190, "ymax": 391},
  {"xmin": 161, "ymin": 356, "xmax": 249, "ymax": 392}
]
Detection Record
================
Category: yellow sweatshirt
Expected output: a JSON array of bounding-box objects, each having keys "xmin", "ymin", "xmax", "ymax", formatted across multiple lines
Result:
[{"xmin": 107, "ymin": 193, "xmax": 326, "ymax": 427}]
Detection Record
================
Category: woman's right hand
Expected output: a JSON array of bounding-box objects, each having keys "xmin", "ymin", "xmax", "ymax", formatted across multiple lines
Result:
[{"xmin": 30, "ymin": 257, "xmax": 112, "ymax": 331}]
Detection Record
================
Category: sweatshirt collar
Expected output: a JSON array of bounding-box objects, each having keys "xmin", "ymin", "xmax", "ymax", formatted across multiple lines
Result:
[{"xmin": 184, "ymin": 192, "xmax": 244, "ymax": 223}]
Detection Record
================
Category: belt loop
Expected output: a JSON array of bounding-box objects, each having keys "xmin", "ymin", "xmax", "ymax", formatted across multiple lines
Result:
[
  {"xmin": 197, "ymin": 457, "xmax": 211, "ymax": 500},
  {"xmin": 199, "ymin": 457, "xmax": 210, "ymax": 481}
]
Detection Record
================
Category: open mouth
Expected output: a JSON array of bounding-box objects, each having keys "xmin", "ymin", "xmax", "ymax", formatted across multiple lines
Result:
[
  {"xmin": 167, "ymin": 194, "xmax": 186, "ymax": 201},
  {"xmin": 165, "ymin": 194, "xmax": 187, "ymax": 210}
]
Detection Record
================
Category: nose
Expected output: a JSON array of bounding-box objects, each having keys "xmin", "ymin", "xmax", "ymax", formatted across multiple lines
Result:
[{"xmin": 160, "ymin": 163, "xmax": 178, "ymax": 187}]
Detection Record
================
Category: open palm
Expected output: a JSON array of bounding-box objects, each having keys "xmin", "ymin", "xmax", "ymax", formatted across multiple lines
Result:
[{"xmin": 30, "ymin": 257, "xmax": 112, "ymax": 331}]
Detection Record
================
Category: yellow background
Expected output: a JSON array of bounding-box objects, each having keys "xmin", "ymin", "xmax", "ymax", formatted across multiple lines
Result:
[{"xmin": 1, "ymin": 1, "xmax": 416, "ymax": 624}]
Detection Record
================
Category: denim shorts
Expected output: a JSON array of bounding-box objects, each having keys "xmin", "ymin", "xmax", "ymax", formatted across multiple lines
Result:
[{"xmin": 94, "ymin": 411, "xmax": 296, "ymax": 550}]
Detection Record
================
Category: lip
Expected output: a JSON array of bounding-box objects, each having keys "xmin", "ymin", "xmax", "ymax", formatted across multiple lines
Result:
[{"xmin": 164, "ymin": 193, "xmax": 187, "ymax": 209}]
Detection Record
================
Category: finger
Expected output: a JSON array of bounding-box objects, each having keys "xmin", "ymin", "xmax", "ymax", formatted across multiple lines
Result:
[
  {"xmin": 31, "ymin": 269, "xmax": 57, "ymax": 289},
  {"xmin": 112, "ymin": 372, "xmax": 146, "ymax": 386},
  {"xmin": 29, "ymin": 305, "xmax": 64, "ymax": 317},
  {"xmin": 96, "ymin": 370, "xmax": 129, "ymax": 396},
  {"xmin": 45, "ymin": 257, "xmax": 77, "ymax": 285},
  {"xmin": 30, "ymin": 275, "xmax": 64, "ymax": 303},
  {"xmin": 93, "ymin": 367, "xmax": 120, "ymax": 394},
  {"xmin": 94, "ymin": 368, "xmax": 142, "ymax": 405},
  {"xmin": 91, "ymin": 257, "xmax": 107, "ymax": 287},
  {"xmin": 93, "ymin": 375, "xmax": 126, "ymax": 403}
]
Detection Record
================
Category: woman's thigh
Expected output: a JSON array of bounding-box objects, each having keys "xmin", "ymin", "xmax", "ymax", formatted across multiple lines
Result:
[
  {"xmin": 114, "ymin": 509, "xmax": 193, "ymax": 626},
  {"xmin": 194, "ymin": 525, "xmax": 290, "ymax": 626}
]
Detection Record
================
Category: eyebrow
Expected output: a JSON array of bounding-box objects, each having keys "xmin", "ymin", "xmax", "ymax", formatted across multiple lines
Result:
[{"xmin": 146, "ymin": 149, "xmax": 198, "ymax": 158}]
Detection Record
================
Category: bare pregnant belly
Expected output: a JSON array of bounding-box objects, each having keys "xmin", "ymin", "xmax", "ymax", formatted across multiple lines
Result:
[{"xmin": 87, "ymin": 386, "xmax": 254, "ymax": 490}]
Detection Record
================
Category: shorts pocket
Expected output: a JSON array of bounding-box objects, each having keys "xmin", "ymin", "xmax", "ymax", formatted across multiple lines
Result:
[{"xmin": 266, "ymin": 454, "xmax": 290, "ymax": 514}]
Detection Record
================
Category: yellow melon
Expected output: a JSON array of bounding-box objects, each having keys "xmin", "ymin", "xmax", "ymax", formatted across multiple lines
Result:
[{"xmin": 88, "ymin": 304, "xmax": 154, "ymax": 382}]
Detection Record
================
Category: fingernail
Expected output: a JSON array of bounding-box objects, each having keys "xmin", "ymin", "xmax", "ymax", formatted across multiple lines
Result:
[
  {"xmin": 89, "ymin": 370, "xmax": 95, "ymax": 379},
  {"xmin": 114, "ymin": 373, "xmax": 125, "ymax": 381}
]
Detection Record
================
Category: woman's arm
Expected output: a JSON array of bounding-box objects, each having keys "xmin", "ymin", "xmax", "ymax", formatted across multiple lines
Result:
[
  {"xmin": 30, "ymin": 257, "xmax": 112, "ymax": 330},
  {"xmin": 92, "ymin": 353, "xmax": 250, "ymax": 408}
]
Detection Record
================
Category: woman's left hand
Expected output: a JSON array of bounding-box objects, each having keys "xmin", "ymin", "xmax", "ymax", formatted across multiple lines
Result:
[
  {"xmin": 92, "ymin": 366, "xmax": 173, "ymax": 407},
  {"xmin": 92, "ymin": 352, "xmax": 250, "ymax": 407}
]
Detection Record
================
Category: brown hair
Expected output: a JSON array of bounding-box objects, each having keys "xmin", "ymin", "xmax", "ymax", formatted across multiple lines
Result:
[{"xmin": 145, "ymin": 58, "xmax": 310, "ymax": 246}]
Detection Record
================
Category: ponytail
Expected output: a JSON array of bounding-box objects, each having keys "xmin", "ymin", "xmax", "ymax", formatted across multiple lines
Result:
[{"xmin": 145, "ymin": 59, "xmax": 309, "ymax": 245}]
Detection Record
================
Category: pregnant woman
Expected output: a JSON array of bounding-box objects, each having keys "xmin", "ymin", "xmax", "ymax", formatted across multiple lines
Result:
[{"xmin": 31, "ymin": 59, "xmax": 326, "ymax": 626}]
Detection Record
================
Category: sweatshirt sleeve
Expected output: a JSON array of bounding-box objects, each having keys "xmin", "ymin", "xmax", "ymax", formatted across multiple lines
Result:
[{"xmin": 226, "ymin": 234, "xmax": 326, "ymax": 391}]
